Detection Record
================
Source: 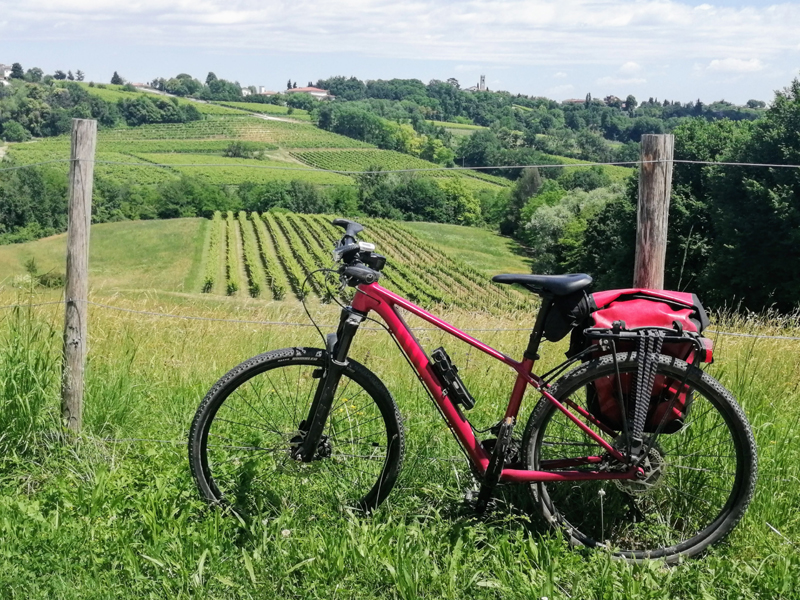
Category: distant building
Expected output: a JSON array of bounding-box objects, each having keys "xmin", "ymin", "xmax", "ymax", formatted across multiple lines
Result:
[
  {"xmin": 241, "ymin": 88, "xmax": 252, "ymax": 97},
  {"xmin": 465, "ymin": 75, "xmax": 487, "ymax": 92},
  {"xmin": 257, "ymin": 90, "xmax": 280, "ymax": 96},
  {"xmin": 561, "ymin": 99, "xmax": 586, "ymax": 105},
  {"xmin": 284, "ymin": 86, "xmax": 334, "ymax": 100},
  {"xmin": 0, "ymin": 64, "xmax": 11, "ymax": 85}
]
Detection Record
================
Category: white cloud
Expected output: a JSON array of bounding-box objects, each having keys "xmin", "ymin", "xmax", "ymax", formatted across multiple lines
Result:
[
  {"xmin": 596, "ymin": 76, "xmax": 647, "ymax": 86},
  {"xmin": 1, "ymin": 0, "xmax": 798, "ymax": 71},
  {"xmin": 707, "ymin": 58, "xmax": 765, "ymax": 73},
  {"xmin": 546, "ymin": 84, "xmax": 575, "ymax": 97},
  {"xmin": 619, "ymin": 61, "xmax": 642, "ymax": 74},
  {"xmin": 554, "ymin": 72, "xmax": 567, "ymax": 78}
]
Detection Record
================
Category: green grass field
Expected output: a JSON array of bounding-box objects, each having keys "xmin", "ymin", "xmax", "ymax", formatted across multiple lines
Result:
[
  {"xmin": 0, "ymin": 273, "xmax": 798, "ymax": 598},
  {"xmin": 0, "ymin": 216, "xmax": 532, "ymax": 314},
  {"xmin": 1, "ymin": 217, "xmax": 799, "ymax": 598},
  {"xmin": 214, "ymin": 101, "xmax": 312, "ymax": 120}
]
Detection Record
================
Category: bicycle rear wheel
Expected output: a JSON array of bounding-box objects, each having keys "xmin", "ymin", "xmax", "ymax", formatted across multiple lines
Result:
[
  {"xmin": 522, "ymin": 352, "xmax": 757, "ymax": 562},
  {"xmin": 189, "ymin": 347, "xmax": 404, "ymax": 517}
]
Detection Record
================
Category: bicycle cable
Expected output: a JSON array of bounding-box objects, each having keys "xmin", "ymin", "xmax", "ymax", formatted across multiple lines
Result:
[
  {"xmin": 320, "ymin": 271, "xmax": 477, "ymax": 470},
  {"xmin": 300, "ymin": 267, "xmax": 340, "ymax": 345}
]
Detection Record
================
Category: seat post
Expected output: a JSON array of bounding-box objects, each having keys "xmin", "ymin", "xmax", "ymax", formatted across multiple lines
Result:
[{"xmin": 524, "ymin": 295, "xmax": 554, "ymax": 361}]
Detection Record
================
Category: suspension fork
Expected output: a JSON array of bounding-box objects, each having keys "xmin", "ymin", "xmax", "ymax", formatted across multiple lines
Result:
[{"xmin": 298, "ymin": 307, "xmax": 365, "ymax": 462}]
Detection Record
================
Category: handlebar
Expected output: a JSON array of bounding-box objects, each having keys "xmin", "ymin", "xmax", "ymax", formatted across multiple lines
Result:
[{"xmin": 331, "ymin": 218, "xmax": 386, "ymax": 286}]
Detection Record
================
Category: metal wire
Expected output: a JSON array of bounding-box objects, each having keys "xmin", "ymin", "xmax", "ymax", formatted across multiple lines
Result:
[
  {"xmin": 4, "ymin": 157, "xmax": 800, "ymax": 176},
  {"xmin": 5, "ymin": 299, "xmax": 800, "ymax": 339},
  {"xmin": 0, "ymin": 159, "xmax": 72, "ymax": 173}
]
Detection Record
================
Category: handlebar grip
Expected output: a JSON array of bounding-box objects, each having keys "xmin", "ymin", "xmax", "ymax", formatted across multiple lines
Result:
[{"xmin": 343, "ymin": 265, "xmax": 379, "ymax": 285}]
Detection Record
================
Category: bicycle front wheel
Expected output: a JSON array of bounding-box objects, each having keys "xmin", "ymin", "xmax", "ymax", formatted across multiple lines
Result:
[
  {"xmin": 522, "ymin": 352, "xmax": 757, "ymax": 562},
  {"xmin": 189, "ymin": 347, "xmax": 404, "ymax": 517}
]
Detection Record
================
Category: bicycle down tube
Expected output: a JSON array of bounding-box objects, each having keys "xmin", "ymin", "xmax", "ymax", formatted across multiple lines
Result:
[{"xmin": 350, "ymin": 282, "xmax": 638, "ymax": 483}]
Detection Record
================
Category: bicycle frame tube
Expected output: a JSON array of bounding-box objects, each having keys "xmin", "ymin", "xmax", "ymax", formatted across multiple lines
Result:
[{"xmin": 351, "ymin": 283, "xmax": 634, "ymax": 483}]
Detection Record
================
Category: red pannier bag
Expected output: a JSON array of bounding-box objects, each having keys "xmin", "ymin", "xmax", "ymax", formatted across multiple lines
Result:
[{"xmin": 562, "ymin": 289, "xmax": 713, "ymax": 433}]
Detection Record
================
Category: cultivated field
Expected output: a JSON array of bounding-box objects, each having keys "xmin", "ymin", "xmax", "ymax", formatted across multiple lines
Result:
[
  {"xmin": 4, "ymin": 114, "xmax": 516, "ymax": 192},
  {"xmin": 193, "ymin": 212, "xmax": 530, "ymax": 312}
]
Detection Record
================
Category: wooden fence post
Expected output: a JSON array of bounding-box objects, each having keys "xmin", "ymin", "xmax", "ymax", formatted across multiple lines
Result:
[
  {"xmin": 633, "ymin": 134, "xmax": 674, "ymax": 290},
  {"xmin": 61, "ymin": 119, "xmax": 97, "ymax": 434}
]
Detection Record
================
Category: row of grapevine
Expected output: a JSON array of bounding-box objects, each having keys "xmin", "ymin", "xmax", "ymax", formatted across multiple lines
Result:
[
  {"xmin": 306, "ymin": 215, "xmax": 457, "ymax": 307},
  {"xmin": 260, "ymin": 213, "xmax": 307, "ymax": 299},
  {"xmin": 377, "ymin": 219, "xmax": 530, "ymax": 310},
  {"xmin": 225, "ymin": 212, "xmax": 241, "ymax": 295},
  {"xmin": 197, "ymin": 211, "xmax": 529, "ymax": 312},
  {"xmin": 238, "ymin": 211, "xmax": 264, "ymax": 298},
  {"xmin": 202, "ymin": 212, "xmax": 223, "ymax": 293},
  {"xmin": 272, "ymin": 213, "xmax": 326, "ymax": 297},
  {"xmin": 251, "ymin": 213, "xmax": 287, "ymax": 300},
  {"xmin": 284, "ymin": 214, "xmax": 343, "ymax": 302}
]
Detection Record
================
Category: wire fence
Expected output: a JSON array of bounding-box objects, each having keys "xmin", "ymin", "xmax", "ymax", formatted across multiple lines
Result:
[
  {"xmin": 4, "ymin": 298, "xmax": 800, "ymax": 340},
  {"xmin": 3, "ymin": 157, "xmax": 800, "ymax": 176}
]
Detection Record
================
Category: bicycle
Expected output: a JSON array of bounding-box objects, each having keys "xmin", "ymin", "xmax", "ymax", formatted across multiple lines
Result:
[{"xmin": 189, "ymin": 218, "xmax": 757, "ymax": 562}]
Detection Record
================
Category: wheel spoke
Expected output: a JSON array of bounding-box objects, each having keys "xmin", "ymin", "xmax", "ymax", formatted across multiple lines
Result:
[
  {"xmin": 527, "ymin": 356, "xmax": 754, "ymax": 559},
  {"xmin": 191, "ymin": 355, "xmax": 400, "ymax": 517}
]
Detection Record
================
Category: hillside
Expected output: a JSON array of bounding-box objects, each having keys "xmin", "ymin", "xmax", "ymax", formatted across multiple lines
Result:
[
  {"xmin": 3, "ymin": 81, "xmax": 513, "ymax": 194},
  {"xmin": 0, "ymin": 216, "xmax": 532, "ymax": 312}
]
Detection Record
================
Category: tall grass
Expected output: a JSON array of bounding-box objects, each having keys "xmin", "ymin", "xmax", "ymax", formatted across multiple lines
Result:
[
  {"xmin": 0, "ymin": 305, "xmax": 60, "ymax": 456},
  {"xmin": 1, "ymin": 289, "xmax": 799, "ymax": 598}
]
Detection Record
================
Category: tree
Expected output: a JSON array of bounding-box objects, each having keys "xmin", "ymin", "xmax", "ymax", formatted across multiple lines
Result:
[
  {"xmin": 446, "ymin": 78, "xmax": 460, "ymax": 89},
  {"xmin": 53, "ymin": 70, "xmax": 67, "ymax": 81},
  {"xmin": 292, "ymin": 82, "xmax": 298, "ymax": 89},
  {"xmin": 287, "ymin": 79, "xmax": 292, "ymax": 91},
  {"xmin": 24, "ymin": 68, "xmax": 43, "ymax": 83},
  {"xmin": 585, "ymin": 93, "xmax": 592, "ymax": 108},
  {"xmin": 10, "ymin": 63, "xmax": 24, "ymax": 79},
  {"xmin": 111, "ymin": 71, "xmax": 124, "ymax": 85},
  {"xmin": 501, "ymin": 167, "xmax": 541, "ymax": 235},
  {"xmin": 625, "ymin": 95, "xmax": 637, "ymax": 111},
  {"xmin": 206, "ymin": 72, "xmax": 218, "ymax": 85},
  {"xmin": 67, "ymin": 70, "xmax": 75, "ymax": 81},
  {"xmin": 286, "ymin": 92, "xmax": 315, "ymax": 111},
  {"xmin": 76, "ymin": 70, "xmax": 85, "ymax": 81},
  {"xmin": 1, "ymin": 120, "xmax": 31, "ymax": 142},
  {"xmin": 746, "ymin": 99, "xmax": 766, "ymax": 109}
]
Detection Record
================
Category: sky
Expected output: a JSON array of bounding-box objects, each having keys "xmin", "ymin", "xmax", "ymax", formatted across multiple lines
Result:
[{"xmin": 1, "ymin": 0, "xmax": 799, "ymax": 104}]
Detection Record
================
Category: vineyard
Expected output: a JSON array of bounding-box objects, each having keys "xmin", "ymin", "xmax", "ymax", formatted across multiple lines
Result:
[
  {"xmin": 136, "ymin": 153, "xmax": 353, "ymax": 185},
  {"xmin": 4, "ymin": 113, "xmax": 517, "ymax": 194},
  {"xmin": 291, "ymin": 149, "xmax": 512, "ymax": 189},
  {"xmin": 200, "ymin": 211, "xmax": 531, "ymax": 313}
]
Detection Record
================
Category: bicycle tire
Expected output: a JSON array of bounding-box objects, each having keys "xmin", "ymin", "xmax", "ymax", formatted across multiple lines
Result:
[
  {"xmin": 522, "ymin": 352, "xmax": 757, "ymax": 562},
  {"xmin": 189, "ymin": 347, "xmax": 404, "ymax": 516}
]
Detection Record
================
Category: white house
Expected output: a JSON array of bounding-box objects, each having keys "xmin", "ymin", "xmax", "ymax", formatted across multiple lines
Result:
[
  {"xmin": 0, "ymin": 64, "xmax": 12, "ymax": 85},
  {"xmin": 284, "ymin": 86, "xmax": 334, "ymax": 100}
]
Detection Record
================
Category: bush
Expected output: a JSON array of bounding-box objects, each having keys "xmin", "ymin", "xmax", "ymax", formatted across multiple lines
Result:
[
  {"xmin": 37, "ymin": 272, "xmax": 65, "ymax": 288},
  {"xmin": 1, "ymin": 121, "xmax": 31, "ymax": 142}
]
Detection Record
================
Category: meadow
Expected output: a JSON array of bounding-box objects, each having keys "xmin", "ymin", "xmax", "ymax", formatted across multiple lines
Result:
[{"xmin": 0, "ymin": 216, "xmax": 799, "ymax": 598}]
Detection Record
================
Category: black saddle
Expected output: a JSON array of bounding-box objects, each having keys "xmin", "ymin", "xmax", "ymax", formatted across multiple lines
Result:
[{"xmin": 493, "ymin": 273, "xmax": 592, "ymax": 296}]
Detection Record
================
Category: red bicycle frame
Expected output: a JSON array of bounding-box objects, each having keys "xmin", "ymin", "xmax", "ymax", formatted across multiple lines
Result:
[{"xmin": 351, "ymin": 282, "xmax": 641, "ymax": 483}]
